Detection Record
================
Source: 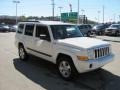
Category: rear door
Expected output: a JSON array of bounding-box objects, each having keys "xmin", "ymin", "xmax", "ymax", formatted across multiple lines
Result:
[{"xmin": 23, "ymin": 24, "xmax": 35, "ymax": 53}]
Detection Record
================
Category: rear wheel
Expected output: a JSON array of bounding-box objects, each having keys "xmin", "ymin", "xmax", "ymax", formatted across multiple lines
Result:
[
  {"xmin": 18, "ymin": 45, "xmax": 28, "ymax": 61},
  {"xmin": 57, "ymin": 56, "xmax": 78, "ymax": 80}
]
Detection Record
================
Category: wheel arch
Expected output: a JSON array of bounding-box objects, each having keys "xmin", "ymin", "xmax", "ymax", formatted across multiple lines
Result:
[
  {"xmin": 56, "ymin": 53, "xmax": 72, "ymax": 62},
  {"xmin": 18, "ymin": 42, "xmax": 24, "ymax": 48}
]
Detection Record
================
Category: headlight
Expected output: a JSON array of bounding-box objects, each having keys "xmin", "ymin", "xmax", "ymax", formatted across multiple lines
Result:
[
  {"xmin": 77, "ymin": 56, "xmax": 89, "ymax": 61},
  {"xmin": 112, "ymin": 30, "xmax": 116, "ymax": 32}
]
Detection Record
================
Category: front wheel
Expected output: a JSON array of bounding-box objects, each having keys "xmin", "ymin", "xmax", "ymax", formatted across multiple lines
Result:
[
  {"xmin": 87, "ymin": 32, "xmax": 91, "ymax": 37},
  {"xmin": 57, "ymin": 57, "xmax": 78, "ymax": 80},
  {"xmin": 115, "ymin": 31, "xmax": 119, "ymax": 36}
]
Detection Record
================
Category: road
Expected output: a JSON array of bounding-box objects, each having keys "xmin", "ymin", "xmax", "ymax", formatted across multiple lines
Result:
[{"xmin": 0, "ymin": 32, "xmax": 120, "ymax": 90}]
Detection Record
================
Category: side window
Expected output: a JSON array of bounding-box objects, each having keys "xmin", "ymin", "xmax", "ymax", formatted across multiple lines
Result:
[
  {"xmin": 17, "ymin": 24, "xmax": 24, "ymax": 34},
  {"xmin": 84, "ymin": 25, "xmax": 88, "ymax": 29},
  {"xmin": 35, "ymin": 25, "xmax": 50, "ymax": 41},
  {"xmin": 81, "ymin": 26, "xmax": 84, "ymax": 29},
  {"xmin": 87, "ymin": 25, "xmax": 92, "ymax": 29},
  {"xmin": 78, "ymin": 26, "xmax": 83, "ymax": 29},
  {"xmin": 24, "ymin": 24, "xmax": 34, "ymax": 36}
]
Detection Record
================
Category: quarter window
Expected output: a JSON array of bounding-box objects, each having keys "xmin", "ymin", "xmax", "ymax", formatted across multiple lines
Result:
[{"xmin": 25, "ymin": 24, "xmax": 34, "ymax": 36}]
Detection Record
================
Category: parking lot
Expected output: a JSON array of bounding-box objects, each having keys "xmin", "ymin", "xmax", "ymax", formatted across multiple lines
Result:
[
  {"xmin": 96, "ymin": 35, "xmax": 120, "ymax": 42},
  {"xmin": 0, "ymin": 32, "xmax": 120, "ymax": 90}
]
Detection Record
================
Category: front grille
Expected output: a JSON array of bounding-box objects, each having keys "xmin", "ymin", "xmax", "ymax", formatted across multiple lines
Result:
[
  {"xmin": 107, "ymin": 29, "xmax": 113, "ymax": 31},
  {"xmin": 94, "ymin": 47, "xmax": 110, "ymax": 59}
]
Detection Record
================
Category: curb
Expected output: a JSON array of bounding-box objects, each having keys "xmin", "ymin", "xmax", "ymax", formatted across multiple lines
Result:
[
  {"xmin": 102, "ymin": 39, "xmax": 120, "ymax": 43},
  {"xmin": 95, "ymin": 37, "xmax": 120, "ymax": 43}
]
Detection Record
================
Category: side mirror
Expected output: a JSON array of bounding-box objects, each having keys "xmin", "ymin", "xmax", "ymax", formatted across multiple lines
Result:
[{"xmin": 39, "ymin": 34, "xmax": 51, "ymax": 41}]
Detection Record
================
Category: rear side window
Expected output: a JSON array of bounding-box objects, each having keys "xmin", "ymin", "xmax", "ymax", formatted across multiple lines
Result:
[
  {"xmin": 87, "ymin": 25, "xmax": 92, "ymax": 28},
  {"xmin": 84, "ymin": 25, "xmax": 88, "ymax": 29},
  {"xmin": 17, "ymin": 24, "xmax": 24, "ymax": 34},
  {"xmin": 78, "ymin": 26, "xmax": 83, "ymax": 29},
  {"xmin": 24, "ymin": 24, "xmax": 34, "ymax": 36}
]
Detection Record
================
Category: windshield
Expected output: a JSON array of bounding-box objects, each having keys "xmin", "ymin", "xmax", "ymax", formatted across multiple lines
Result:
[
  {"xmin": 51, "ymin": 25, "xmax": 83, "ymax": 40},
  {"xmin": 93, "ymin": 25, "xmax": 103, "ymax": 29},
  {"xmin": 110, "ymin": 24, "xmax": 120, "ymax": 28}
]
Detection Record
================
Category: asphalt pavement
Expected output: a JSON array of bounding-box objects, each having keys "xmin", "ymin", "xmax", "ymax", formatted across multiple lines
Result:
[{"xmin": 96, "ymin": 35, "xmax": 120, "ymax": 42}]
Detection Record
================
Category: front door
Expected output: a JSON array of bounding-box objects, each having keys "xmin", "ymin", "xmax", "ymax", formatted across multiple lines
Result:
[{"xmin": 32, "ymin": 25, "xmax": 53, "ymax": 61}]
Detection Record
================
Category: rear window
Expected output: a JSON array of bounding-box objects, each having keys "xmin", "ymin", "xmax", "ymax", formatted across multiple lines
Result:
[{"xmin": 17, "ymin": 24, "xmax": 24, "ymax": 34}]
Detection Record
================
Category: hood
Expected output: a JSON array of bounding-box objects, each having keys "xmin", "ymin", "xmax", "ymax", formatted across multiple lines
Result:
[{"xmin": 57, "ymin": 37, "xmax": 109, "ymax": 49}]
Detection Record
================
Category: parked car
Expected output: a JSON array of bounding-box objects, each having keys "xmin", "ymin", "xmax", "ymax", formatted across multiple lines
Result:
[
  {"xmin": 9, "ymin": 25, "xmax": 18, "ymax": 32},
  {"xmin": 105, "ymin": 24, "xmax": 120, "ymax": 36},
  {"xmin": 0, "ymin": 25, "xmax": 9, "ymax": 32},
  {"xmin": 77, "ymin": 24, "xmax": 92, "ymax": 36},
  {"xmin": 15, "ymin": 21, "xmax": 114, "ymax": 80},
  {"xmin": 92, "ymin": 24, "xmax": 109, "ymax": 35}
]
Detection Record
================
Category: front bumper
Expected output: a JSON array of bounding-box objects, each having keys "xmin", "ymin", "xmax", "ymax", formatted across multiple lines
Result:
[
  {"xmin": 74, "ymin": 54, "xmax": 114, "ymax": 73},
  {"xmin": 105, "ymin": 30, "xmax": 117, "ymax": 35}
]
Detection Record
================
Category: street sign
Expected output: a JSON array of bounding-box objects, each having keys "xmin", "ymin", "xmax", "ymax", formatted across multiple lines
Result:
[
  {"xmin": 61, "ymin": 12, "xmax": 78, "ymax": 22},
  {"xmin": 61, "ymin": 13, "xmax": 69, "ymax": 21},
  {"xmin": 69, "ymin": 12, "xmax": 78, "ymax": 21}
]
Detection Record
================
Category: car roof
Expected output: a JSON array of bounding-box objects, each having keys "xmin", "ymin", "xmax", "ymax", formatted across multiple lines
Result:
[{"xmin": 18, "ymin": 21, "xmax": 75, "ymax": 25}]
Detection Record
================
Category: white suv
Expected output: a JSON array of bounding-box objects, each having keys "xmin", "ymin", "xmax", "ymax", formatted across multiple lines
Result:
[{"xmin": 15, "ymin": 21, "xmax": 114, "ymax": 80}]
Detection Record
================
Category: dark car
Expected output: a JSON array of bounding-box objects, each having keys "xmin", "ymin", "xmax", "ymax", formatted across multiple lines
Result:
[
  {"xmin": 9, "ymin": 25, "xmax": 17, "ymax": 32},
  {"xmin": 92, "ymin": 24, "xmax": 109, "ymax": 35},
  {"xmin": 0, "ymin": 25, "xmax": 9, "ymax": 32},
  {"xmin": 105, "ymin": 24, "xmax": 120, "ymax": 36},
  {"xmin": 77, "ymin": 24, "xmax": 92, "ymax": 36}
]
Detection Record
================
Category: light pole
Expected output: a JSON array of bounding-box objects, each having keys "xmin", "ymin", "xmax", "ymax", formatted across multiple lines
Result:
[
  {"xmin": 113, "ymin": 14, "xmax": 116, "ymax": 22},
  {"xmin": 81, "ymin": 9, "xmax": 85, "ymax": 15},
  {"xmin": 13, "ymin": 0, "xmax": 20, "ymax": 24},
  {"xmin": 81, "ymin": 9, "xmax": 85, "ymax": 24},
  {"xmin": 77, "ymin": 0, "xmax": 79, "ymax": 24},
  {"xmin": 102, "ymin": 5, "xmax": 104, "ymax": 23},
  {"xmin": 58, "ymin": 7, "xmax": 63, "ymax": 21},
  {"xmin": 119, "ymin": 15, "xmax": 120, "ymax": 21},
  {"xmin": 51, "ymin": 0, "xmax": 55, "ymax": 20},
  {"xmin": 98, "ymin": 11, "xmax": 100, "ymax": 23}
]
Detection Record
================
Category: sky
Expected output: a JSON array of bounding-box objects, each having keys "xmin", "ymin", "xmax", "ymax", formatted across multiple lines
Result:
[{"xmin": 0, "ymin": 0, "xmax": 120, "ymax": 23}]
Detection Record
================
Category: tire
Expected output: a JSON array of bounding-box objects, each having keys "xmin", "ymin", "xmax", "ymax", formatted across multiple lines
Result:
[
  {"xmin": 87, "ymin": 32, "xmax": 91, "ymax": 37},
  {"xmin": 115, "ymin": 31, "xmax": 119, "ymax": 36},
  {"xmin": 98, "ymin": 31, "xmax": 102, "ymax": 35},
  {"xmin": 18, "ymin": 45, "xmax": 28, "ymax": 61},
  {"xmin": 57, "ymin": 56, "xmax": 78, "ymax": 80}
]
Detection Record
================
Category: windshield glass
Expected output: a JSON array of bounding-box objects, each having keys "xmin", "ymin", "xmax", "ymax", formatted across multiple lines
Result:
[
  {"xmin": 51, "ymin": 25, "xmax": 83, "ymax": 40},
  {"xmin": 110, "ymin": 24, "xmax": 120, "ymax": 28},
  {"xmin": 93, "ymin": 25, "xmax": 103, "ymax": 29}
]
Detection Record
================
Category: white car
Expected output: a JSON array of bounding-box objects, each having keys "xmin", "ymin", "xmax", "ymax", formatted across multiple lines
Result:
[{"xmin": 15, "ymin": 21, "xmax": 114, "ymax": 80}]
